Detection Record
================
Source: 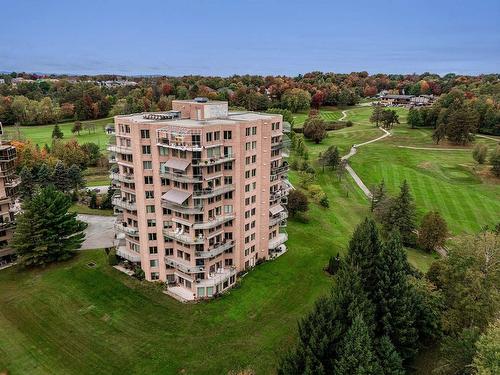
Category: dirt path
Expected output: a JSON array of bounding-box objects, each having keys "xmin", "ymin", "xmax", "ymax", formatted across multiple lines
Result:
[{"xmin": 397, "ymin": 145, "xmax": 471, "ymax": 151}]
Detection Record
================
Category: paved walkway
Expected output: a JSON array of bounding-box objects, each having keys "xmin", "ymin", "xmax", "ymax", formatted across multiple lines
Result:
[
  {"xmin": 341, "ymin": 127, "xmax": 391, "ymax": 199},
  {"xmin": 339, "ymin": 109, "xmax": 348, "ymax": 121},
  {"xmin": 78, "ymin": 214, "xmax": 115, "ymax": 250},
  {"xmin": 397, "ymin": 145, "xmax": 471, "ymax": 151},
  {"xmin": 476, "ymin": 134, "xmax": 500, "ymax": 142}
]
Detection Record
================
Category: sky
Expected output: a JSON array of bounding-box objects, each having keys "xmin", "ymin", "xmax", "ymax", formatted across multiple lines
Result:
[{"xmin": 0, "ymin": 0, "xmax": 499, "ymax": 76}]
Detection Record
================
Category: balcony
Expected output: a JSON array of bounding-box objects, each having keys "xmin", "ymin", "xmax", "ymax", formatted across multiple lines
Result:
[
  {"xmin": 192, "ymin": 154, "xmax": 235, "ymax": 166},
  {"xmin": 159, "ymin": 170, "xmax": 202, "ymax": 183},
  {"xmin": 161, "ymin": 200, "xmax": 203, "ymax": 214},
  {"xmin": 109, "ymin": 172, "xmax": 135, "ymax": 184},
  {"xmin": 269, "ymin": 211, "xmax": 288, "ymax": 227},
  {"xmin": 107, "ymin": 144, "xmax": 133, "ymax": 155},
  {"xmin": 195, "ymin": 267, "xmax": 237, "ymax": 287},
  {"xmin": 162, "ymin": 226, "xmax": 204, "ymax": 245},
  {"xmin": 165, "ymin": 257, "xmax": 205, "ymax": 274},
  {"xmin": 114, "ymin": 222, "xmax": 139, "ymax": 236},
  {"xmin": 193, "ymin": 214, "xmax": 235, "ymax": 230},
  {"xmin": 271, "ymin": 163, "xmax": 289, "ymax": 176},
  {"xmin": 4, "ymin": 177, "xmax": 21, "ymax": 188},
  {"xmin": 193, "ymin": 185, "xmax": 235, "ymax": 199},
  {"xmin": 283, "ymin": 122, "xmax": 292, "ymax": 133},
  {"xmin": 269, "ymin": 231, "xmax": 288, "ymax": 249},
  {"xmin": 271, "ymin": 139, "xmax": 291, "ymax": 151},
  {"xmin": 112, "ymin": 195, "xmax": 137, "ymax": 211},
  {"xmin": 116, "ymin": 246, "xmax": 141, "ymax": 263},
  {"xmin": 156, "ymin": 127, "xmax": 203, "ymax": 152},
  {"xmin": 195, "ymin": 240, "xmax": 234, "ymax": 259}
]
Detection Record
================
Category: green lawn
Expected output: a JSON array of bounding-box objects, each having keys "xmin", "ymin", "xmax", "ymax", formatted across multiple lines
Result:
[
  {"xmin": 4, "ymin": 117, "xmax": 113, "ymax": 151},
  {"xmin": 292, "ymin": 106, "xmax": 353, "ymax": 127},
  {"xmin": 69, "ymin": 204, "xmax": 114, "ymax": 217},
  {"xmin": 84, "ymin": 166, "xmax": 111, "ymax": 187},
  {"xmin": 1, "ymin": 105, "xmax": 495, "ymax": 374}
]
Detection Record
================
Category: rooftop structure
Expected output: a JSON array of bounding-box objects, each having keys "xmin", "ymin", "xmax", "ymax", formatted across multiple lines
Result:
[{"xmin": 109, "ymin": 99, "xmax": 291, "ymax": 301}]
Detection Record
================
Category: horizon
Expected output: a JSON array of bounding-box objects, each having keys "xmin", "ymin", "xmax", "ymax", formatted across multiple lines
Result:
[{"xmin": 1, "ymin": 0, "xmax": 499, "ymax": 76}]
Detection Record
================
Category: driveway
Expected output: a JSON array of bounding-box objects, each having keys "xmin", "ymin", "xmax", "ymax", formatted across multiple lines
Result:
[{"xmin": 78, "ymin": 214, "xmax": 116, "ymax": 250}]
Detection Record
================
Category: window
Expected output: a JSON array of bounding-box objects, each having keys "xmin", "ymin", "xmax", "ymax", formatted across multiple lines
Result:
[
  {"xmin": 165, "ymin": 248, "xmax": 173, "ymax": 256},
  {"xmin": 149, "ymin": 246, "xmax": 158, "ymax": 254},
  {"xmin": 214, "ymin": 131, "xmax": 220, "ymax": 140},
  {"xmin": 245, "ymin": 127, "xmax": 251, "ymax": 136},
  {"xmin": 144, "ymin": 176, "xmax": 153, "ymax": 184},
  {"xmin": 143, "ymin": 161, "xmax": 152, "ymax": 170},
  {"xmin": 147, "ymin": 219, "xmax": 156, "ymax": 227},
  {"xmin": 142, "ymin": 145, "xmax": 151, "ymax": 154},
  {"xmin": 141, "ymin": 129, "xmax": 150, "ymax": 138},
  {"xmin": 223, "ymin": 130, "xmax": 232, "ymax": 140},
  {"xmin": 151, "ymin": 272, "xmax": 160, "ymax": 280},
  {"xmin": 146, "ymin": 205, "xmax": 155, "ymax": 213},
  {"xmin": 150, "ymin": 259, "xmax": 158, "ymax": 267},
  {"xmin": 252, "ymin": 126, "xmax": 257, "ymax": 135},
  {"xmin": 206, "ymin": 132, "xmax": 213, "ymax": 142},
  {"xmin": 159, "ymin": 147, "xmax": 168, "ymax": 156},
  {"xmin": 148, "ymin": 233, "xmax": 157, "ymax": 241},
  {"xmin": 145, "ymin": 191, "xmax": 154, "ymax": 199}
]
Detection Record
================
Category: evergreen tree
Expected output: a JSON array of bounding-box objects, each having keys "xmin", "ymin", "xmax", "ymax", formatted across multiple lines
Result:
[
  {"xmin": 278, "ymin": 264, "xmax": 374, "ymax": 374},
  {"xmin": 19, "ymin": 166, "xmax": 35, "ymax": 199},
  {"xmin": 52, "ymin": 161, "xmax": 70, "ymax": 192},
  {"xmin": 319, "ymin": 146, "xmax": 340, "ymax": 171},
  {"xmin": 370, "ymin": 106, "xmax": 384, "ymax": 127},
  {"xmin": 326, "ymin": 253, "xmax": 341, "ymax": 275},
  {"xmin": 333, "ymin": 314, "xmax": 377, "ymax": 375},
  {"xmin": 388, "ymin": 180, "xmax": 416, "ymax": 246},
  {"xmin": 374, "ymin": 336, "xmax": 405, "ymax": 375},
  {"xmin": 36, "ymin": 163, "xmax": 53, "ymax": 186},
  {"xmin": 371, "ymin": 180, "xmax": 387, "ymax": 212},
  {"xmin": 12, "ymin": 186, "xmax": 87, "ymax": 267},
  {"xmin": 51, "ymin": 124, "xmax": 64, "ymax": 139},
  {"xmin": 89, "ymin": 191, "xmax": 98, "ymax": 209},
  {"xmin": 67, "ymin": 164, "xmax": 85, "ymax": 191},
  {"xmin": 373, "ymin": 232, "xmax": 418, "ymax": 362},
  {"xmin": 347, "ymin": 218, "xmax": 383, "ymax": 298}
]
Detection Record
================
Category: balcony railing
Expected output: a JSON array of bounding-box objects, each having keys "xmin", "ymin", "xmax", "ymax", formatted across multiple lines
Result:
[
  {"xmin": 159, "ymin": 170, "xmax": 203, "ymax": 183},
  {"xmin": 4, "ymin": 177, "xmax": 21, "ymax": 188},
  {"xmin": 269, "ymin": 211, "xmax": 289, "ymax": 227},
  {"xmin": 112, "ymin": 195, "xmax": 137, "ymax": 211},
  {"xmin": 193, "ymin": 185, "xmax": 235, "ymax": 199},
  {"xmin": 107, "ymin": 144, "xmax": 133, "ymax": 155},
  {"xmin": 114, "ymin": 222, "xmax": 139, "ymax": 236},
  {"xmin": 195, "ymin": 240, "xmax": 234, "ymax": 259},
  {"xmin": 193, "ymin": 214, "xmax": 235, "ymax": 230},
  {"xmin": 268, "ymin": 231, "xmax": 288, "ymax": 249},
  {"xmin": 271, "ymin": 163, "xmax": 289, "ymax": 176},
  {"xmin": 161, "ymin": 200, "xmax": 203, "ymax": 214},
  {"xmin": 109, "ymin": 172, "xmax": 135, "ymax": 184},
  {"xmin": 162, "ymin": 225, "xmax": 204, "ymax": 245},
  {"xmin": 192, "ymin": 154, "xmax": 235, "ymax": 166},
  {"xmin": 165, "ymin": 257, "xmax": 205, "ymax": 274},
  {"xmin": 195, "ymin": 267, "xmax": 237, "ymax": 287}
]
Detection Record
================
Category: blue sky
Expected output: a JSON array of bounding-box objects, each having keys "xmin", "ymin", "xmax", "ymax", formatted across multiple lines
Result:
[{"xmin": 1, "ymin": 0, "xmax": 499, "ymax": 76}]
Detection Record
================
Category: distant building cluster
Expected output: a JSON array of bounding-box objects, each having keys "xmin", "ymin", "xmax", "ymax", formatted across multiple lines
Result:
[{"xmin": 377, "ymin": 93, "xmax": 436, "ymax": 107}]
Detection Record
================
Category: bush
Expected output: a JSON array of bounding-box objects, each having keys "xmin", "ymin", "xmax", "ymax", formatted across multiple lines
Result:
[
  {"xmin": 319, "ymin": 195, "xmax": 330, "ymax": 208},
  {"xmin": 345, "ymin": 120, "xmax": 353, "ymax": 127},
  {"xmin": 293, "ymin": 212, "xmax": 310, "ymax": 223},
  {"xmin": 326, "ymin": 253, "xmax": 341, "ymax": 275},
  {"xmin": 108, "ymin": 249, "xmax": 118, "ymax": 266},
  {"xmin": 287, "ymin": 189, "xmax": 309, "ymax": 216},
  {"xmin": 472, "ymin": 144, "xmax": 488, "ymax": 164},
  {"xmin": 134, "ymin": 266, "xmax": 145, "ymax": 280}
]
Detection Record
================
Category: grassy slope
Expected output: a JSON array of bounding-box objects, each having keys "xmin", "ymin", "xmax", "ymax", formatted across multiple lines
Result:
[
  {"xmin": 292, "ymin": 106, "xmax": 352, "ymax": 127},
  {"xmin": 4, "ymin": 117, "xmax": 113, "ymax": 151},
  {"xmin": 1, "ymin": 105, "xmax": 495, "ymax": 374}
]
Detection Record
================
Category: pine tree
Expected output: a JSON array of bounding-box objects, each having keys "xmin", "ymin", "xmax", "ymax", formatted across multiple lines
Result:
[
  {"xmin": 388, "ymin": 180, "xmax": 416, "ymax": 246},
  {"xmin": 67, "ymin": 164, "xmax": 85, "ymax": 191},
  {"xmin": 333, "ymin": 314, "xmax": 377, "ymax": 375},
  {"xmin": 278, "ymin": 264, "xmax": 374, "ymax": 374},
  {"xmin": 19, "ymin": 166, "xmax": 35, "ymax": 199},
  {"xmin": 347, "ymin": 218, "xmax": 383, "ymax": 298},
  {"xmin": 12, "ymin": 186, "xmax": 87, "ymax": 267},
  {"xmin": 51, "ymin": 124, "xmax": 64, "ymax": 139},
  {"xmin": 36, "ymin": 163, "xmax": 53, "ymax": 187},
  {"xmin": 371, "ymin": 180, "xmax": 387, "ymax": 211},
  {"xmin": 52, "ymin": 161, "xmax": 70, "ymax": 192},
  {"xmin": 374, "ymin": 336, "xmax": 405, "ymax": 375},
  {"xmin": 373, "ymin": 232, "xmax": 418, "ymax": 362}
]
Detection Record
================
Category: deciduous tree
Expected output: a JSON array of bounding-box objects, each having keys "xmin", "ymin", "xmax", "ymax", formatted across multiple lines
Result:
[{"xmin": 418, "ymin": 211, "xmax": 448, "ymax": 252}]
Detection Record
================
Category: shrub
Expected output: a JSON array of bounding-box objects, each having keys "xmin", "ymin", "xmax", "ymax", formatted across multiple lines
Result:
[
  {"xmin": 326, "ymin": 253, "xmax": 341, "ymax": 275},
  {"xmin": 472, "ymin": 143, "xmax": 488, "ymax": 164},
  {"xmin": 345, "ymin": 120, "xmax": 353, "ymax": 127},
  {"xmin": 319, "ymin": 195, "xmax": 330, "ymax": 208},
  {"xmin": 108, "ymin": 249, "xmax": 118, "ymax": 266},
  {"xmin": 134, "ymin": 266, "xmax": 145, "ymax": 280},
  {"xmin": 490, "ymin": 146, "xmax": 500, "ymax": 177},
  {"xmin": 287, "ymin": 190, "xmax": 309, "ymax": 216}
]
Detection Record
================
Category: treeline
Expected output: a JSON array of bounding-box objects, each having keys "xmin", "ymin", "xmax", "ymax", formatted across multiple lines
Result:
[
  {"xmin": 1, "ymin": 71, "xmax": 498, "ymax": 125},
  {"xmin": 407, "ymin": 90, "xmax": 500, "ymax": 139}
]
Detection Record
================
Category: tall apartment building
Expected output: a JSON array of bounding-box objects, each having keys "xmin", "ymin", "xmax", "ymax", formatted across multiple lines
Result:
[
  {"xmin": 109, "ymin": 99, "xmax": 291, "ymax": 301},
  {"xmin": 0, "ymin": 141, "xmax": 20, "ymax": 267}
]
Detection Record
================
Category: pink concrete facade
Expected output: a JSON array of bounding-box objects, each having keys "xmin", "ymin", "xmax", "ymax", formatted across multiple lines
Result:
[
  {"xmin": 0, "ymin": 143, "xmax": 20, "ymax": 266},
  {"xmin": 109, "ymin": 99, "xmax": 290, "ymax": 301}
]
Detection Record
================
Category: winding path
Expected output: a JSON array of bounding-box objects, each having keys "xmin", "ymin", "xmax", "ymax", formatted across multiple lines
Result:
[
  {"xmin": 341, "ymin": 126, "xmax": 391, "ymax": 199},
  {"xmin": 339, "ymin": 109, "xmax": 348, "ymax": 121}
]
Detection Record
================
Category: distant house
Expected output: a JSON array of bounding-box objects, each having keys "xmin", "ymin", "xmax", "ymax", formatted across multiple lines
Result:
[
  {"xmin": 379, "ymin": 94, "xmax": 414, "ymax": 106},
  {"xmin": 0, "ymin": 79, "xmax": 5, "ymax": 85}
]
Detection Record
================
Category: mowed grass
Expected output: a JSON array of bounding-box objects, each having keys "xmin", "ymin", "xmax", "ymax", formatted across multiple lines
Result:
[
  {"xmin": 292, "ymin": 106, "xmax": 353, "ymax": 127},
  {"xmin": 0, "ymin": 104, "xmax": 489, "ymax": 374},
  {"xmin": 4, "ymin": 117, "xmax": 113, "ymax": 151},
  {"xmin": 346, "ymin": 107, "xmax": 500, "ymax": 234}
]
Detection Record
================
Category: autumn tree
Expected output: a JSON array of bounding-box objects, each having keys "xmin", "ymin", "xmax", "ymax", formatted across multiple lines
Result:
[
  {"xmin": 281, "ymin": 88, "xmax": 311, "ymax": 112},
  {"xmin": 71, "ymin": 121, "xmax": 83, "ymax": 135},
  {"xmin": 381, "ymin": 109, "xmax": 400, "ymax": 129},
  {"xmin": 287, "ymin": 190, "xmax": 309, "ymax": 217},
  {"xmin": 303, "ymin": 116, "xmax": 326, "ymax": 144},
  {"xmin": 418, "ymin": 211, "xmax": 448, "ymax": 252}
]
